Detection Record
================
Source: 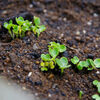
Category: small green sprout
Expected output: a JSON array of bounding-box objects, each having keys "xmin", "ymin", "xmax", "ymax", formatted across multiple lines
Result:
[
  {"xmin": 79, "ymin": 90, "xmax": 83, "ymax": 100},
  {"xmin": 40, "ymin": 42, "xmax": 69, "ymax": 73},
  {"xmin": 92, "ymin": 94, "xmax": 100, "ymax": 100},
  {"xmin": 40, "ymin": 47, "xmax": 59, "ymax": 71},
  {"xmin": 4, "ymin": 20, "xmax": 14, "ymax": 39},
  {"xmin": 31, "ymin": 16, "xmax": 46, "ymax": 37},
  {"xmin": 93, "ymin": 80, "xmax": 100, "ymax": 93},
  {"xmin": 49, "ymin": 42, "xmax": 66, "ymax": 53},
  {"xmin": 56, "ymin": 57, "xmax": 71, "ymax": 73},
  {"xmin": 71, "ymin": 56, "xmax": 79, "ymax": 64}
]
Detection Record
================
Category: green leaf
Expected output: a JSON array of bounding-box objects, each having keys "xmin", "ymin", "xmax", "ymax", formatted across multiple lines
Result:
[
  {"xmin": 49, "ymin": 61, "xmax": 55, "ymax": 69},
  {"xmin": 40, "ymin": 62, "xmax": 45, "ymax": 67},
  {"xmin": 93, "ymin": 80, "xmax": 100, "ymax": 93},
  {"xmin": 79, "ymin": 91, "xmax": 83, "ymax": 99},
  {"xmin": 93, "ymin": 80, "xmax": 99, "ymax": 86},
  {"xmin": 41, "ymin": 67, "xmax": 48, "ymax": 71},
  {"xmin": 71, "ymin": 56, "xmax": 79, "ymax": 64},
  {"xmin": 94, "ymin": 58, "xmax": 100, "ymax": 68},
  {"xmin": 41, "ymin": 54, "xmax": 51, "ymax": 61},
  {"xmin": 59, "ymin": 45, "xmax": 66, "ymax": 52},
  {"xmin": 49, "ymin": 42, "xmax": 66, "ymax": 53},
  {"xmin": 16, "ymin": 16, "xmax": 24, "ymax": 25},
  {"xmin": 13, "ymin": 25, "xmax": 19, "ymax": 33},
  {"xmin": 39, "ymin": 25, "xmax": 46, "ymax": 32},
  {"xmin": 9, "ymin": 20, "xmax": 13, "ymax": 24},
  {"xmin": 49, "ymin": 48, "xmax": 59, "ymax": 58},
  {"xmin": 77, "ymin": 61, "xmax": 87, "ymax": 70},
  {"xmin": 97, "ymin": 84, "xmax": 100, "ymax": 93},
  {"xmin": 56, "ymin": 57, "xmax": 70, "ymax": 69},
  {"xmin": 92, "ymin": 94, "xmax": 100, "ymax": 100},
  {"xmin": 34, "ymin": 16, "xmax": 40, "ymax": 26},
  {"xmin": 4, "ymin": 22, "xmax": 9, "ymax": 29}
]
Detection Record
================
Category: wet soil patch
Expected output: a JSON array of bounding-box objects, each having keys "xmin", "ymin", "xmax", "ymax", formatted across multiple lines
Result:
[{"xmin": 0, "ymin": 0, "xmax": 100, "ymax": 100}]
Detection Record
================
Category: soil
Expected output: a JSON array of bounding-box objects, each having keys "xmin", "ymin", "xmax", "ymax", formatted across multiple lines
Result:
[{"xmin": 0, "ymin": 0, "xmax": 100, "ymax": 100}]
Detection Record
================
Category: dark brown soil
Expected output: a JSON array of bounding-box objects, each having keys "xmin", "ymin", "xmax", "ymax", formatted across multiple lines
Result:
[{"xmin": 0, "ymin": 0, "xmax": 100, "ymax": 100}]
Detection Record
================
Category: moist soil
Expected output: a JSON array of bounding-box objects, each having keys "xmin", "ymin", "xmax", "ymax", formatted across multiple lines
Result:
[{"xmin": 0, "ymin": 0, "xmax": 100, "ymax": 100}]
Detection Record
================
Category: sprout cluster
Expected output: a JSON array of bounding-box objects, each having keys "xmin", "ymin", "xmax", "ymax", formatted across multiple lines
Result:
[
  {"xmin": 40, "ymin": 42, "xmax": 70, "ymax": 73},
  {"xmin": 4, "ymin": 16, "xmax": 46, "ymax": 39},
  {"xmin": 71, "ymin": 56, "xmax": 100, "ymax": 70}
]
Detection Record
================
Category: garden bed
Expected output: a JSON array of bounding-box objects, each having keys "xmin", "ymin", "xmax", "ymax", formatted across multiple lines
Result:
[{"xmin": 0, "ymin": 0, "xmax": 100, "ymax": 100}]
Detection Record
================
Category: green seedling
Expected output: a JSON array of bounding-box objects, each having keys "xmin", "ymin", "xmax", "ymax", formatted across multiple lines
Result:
[
  {"xmin": 56, "ymin": 57, "xmax": 71, "ymax": 73},
  {"xmin": 41, "ymin": 47, "xmax": 59, "ymax": 71},
  {"xmin": 92, "ymin": 94, "xmax": 100, "ymax": 100},
  {"xmin": 93, "ymin": 80, "xmax": 100, "ymax": 93},
  {"xmin": 79, "ymin": 90, "xmax": 83, "ymax": 100},
  {"xmin": 40, "ymin": 42, "xmax": 69, "ymax": 73},
  {"xmin": 31, "ymin": 16, "xmax": 46, "ymax": 37},
  {"xmin": 4, "ymin": 20, "xmax": 14, "ymax": 39}
]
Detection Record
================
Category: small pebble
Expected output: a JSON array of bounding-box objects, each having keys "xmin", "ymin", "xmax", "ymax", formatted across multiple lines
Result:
[
  {"xmin": 43, "ymin": 9, "xmax": 47, "ymax": 13},
  {"xmin": 93, "ymin": 13, "xmax": 98, "ymax": 17},
  {"xmin": 28, "ymin": 72, "xmax": 32, "ymax": 77},
  {"xmin": 35, "ymin": 93, "xmax": 38, "ymax": 96},
  {"xmin": 22, "ymin": 87, "xmax": 26, "ymax": 90},
  {"xmin": 33, "ymin": 44, "xmax": 38, "ymax": 50},
  {"xmin": 17, "ymin": 65, "xmax": 20, "ymax": 68},
  {"xmin": 87, "ymin": 21, "xmax": 92, "ymax": 26},
  {"xmin": 48, "ymin": 94, "xmax": 52, "ymax": 97},
  {"xmin": 2, "ymin": 10, "xmax": 7, "ymax": 14},
  {"xmin": 48, "ymin": 74, "xmax": 54, "ymax": 79},
  {"xmin": 83, "ymin": 30, "xmax": 86, "ymax": 34},
  {"xmin": 76, "ymin": 31, "xmax": 80, "ymax": 35},
  {"xmin": 96, "ymin": 71, "xmax": 100, "ymax": 74},
  {"xmin": 29, "ymin": 4, "xmax": 33, "ymax": 8}
]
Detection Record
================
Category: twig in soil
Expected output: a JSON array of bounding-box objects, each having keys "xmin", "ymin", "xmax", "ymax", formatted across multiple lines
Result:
[{"xmin": 66, "ymin": 45, "xmax": 79, "ymax": 53}]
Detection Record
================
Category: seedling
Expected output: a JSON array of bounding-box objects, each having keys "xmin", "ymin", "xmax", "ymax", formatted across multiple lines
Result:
[
  {"xmin": 31, "ymin": 16, "xmax": 46, "ymax": 37},
  {"xmin": 4, "ymin": 20, "xmax": 14, "ymax": 39},
  {"xmin": 79, "ymin": 90, "xmax": 83, "ymax": 100},
  {"xmin": 92, "ymin": 94, "xmax": 100, "ymax": 100},
  {"xmin": 56, "ymin": 57, "xmax": 71, "ymax": 73},
  {"xmin": 41, "ymin": 47, "xmax": 59, "ymax": 71},
  {"xmin": 71, "ymin": 56, "xmax": 100, "ymax": 71},
  {"xmin": 93, "ymin": 80, "xmax": 100, "ymax": 93},
  {"xmin": 4, "ymin": 16, "xmax": 46, "ymax": 39},
  {"xmin": 40, "ymin": 42, "xmax": 69, "ymax": 73},
  {"xmin": 49, "ymin": 42, "xmax": 66, "ymax": 53}
]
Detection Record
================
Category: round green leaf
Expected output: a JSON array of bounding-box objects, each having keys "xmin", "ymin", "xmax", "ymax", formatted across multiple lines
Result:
[
  {"xmin": 94, "ymin": 58, "xmax": 100, "ymax": 68},
  {"xmin": 77, "ymin": 61, "xmax": 87, "ymax": 70},
  {"xmin": 93, "ymin": 80, "xmax": 99, "ymax": 86},
  {"xmin": 71, "ymin": 56, "xmax": 79, "ymax": 64},
  {"xmin": 56, "ymin": 57, "xmax": 70, "ymax": 69},
  {"xmin": 59, "ymin": 45, "xmax": 66, "ymax": 52},
  {"xmin": 41, "ymin": 54, "xmax": 51, "ymax": 61},
  {"xmin": 39, "ymin": 25, "xmax": 46, "ymax": 32},
  {"xmin": 49, "ymin": 48, "xmax": 59, "ymax": 58},
  {"xmin": 34, "ymin": 16, "xmax": 40, "ymax": 26}
]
